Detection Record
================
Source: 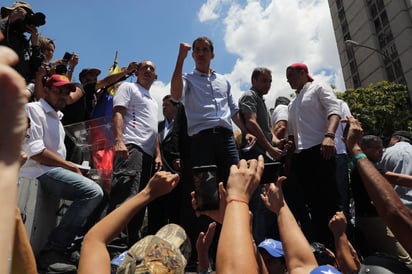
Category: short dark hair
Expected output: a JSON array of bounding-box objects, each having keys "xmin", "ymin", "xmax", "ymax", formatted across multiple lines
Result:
[
  {"xmin": 275, "ymin": 96, "xmax": 290, "ymax": 107},
  {"xmin": 251, "ymin": 67, "xmax": 271, "ymax": 83},
  {"xmin": 361, "ymin": 135, "xmax": 382, "ymax": 149},
  {"xmin": 162, "ymin": 94, "xmax": 179, "ymax": 106},
  {"xmin": 192, "ymin": 36, "xmax": 214, "ymax": 53},
  {"xmin": 392, "ymin": 130, "xmax": 412, "ymax": 144}
]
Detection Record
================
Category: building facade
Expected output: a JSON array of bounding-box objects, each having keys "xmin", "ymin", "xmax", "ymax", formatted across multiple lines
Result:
[{"xmin": 328, "ymin": 0, "xmax": 412, "ymax": 95}]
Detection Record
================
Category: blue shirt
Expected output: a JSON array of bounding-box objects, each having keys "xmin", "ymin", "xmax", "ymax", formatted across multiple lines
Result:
[{"xmin": 181, "ymin": 69, "xmax": 238, "ymax": 136}]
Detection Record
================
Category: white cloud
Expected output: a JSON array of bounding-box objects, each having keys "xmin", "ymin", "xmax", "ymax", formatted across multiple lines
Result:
[
  {"xmin": 153, "ymin": 0, "xmax": 344, "ymax": 121},
  {"xmin": 197, "ymin": 0, "xmax": 345, "ymax": 109},
  {"xmin": 198, "ymin": 0, "xmax": 223, "ymax": 22}
]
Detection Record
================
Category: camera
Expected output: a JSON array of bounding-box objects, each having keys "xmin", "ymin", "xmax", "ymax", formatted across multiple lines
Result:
[
  {"xmin": 192, "ymin": 165, "xmax": 219, "ymax": 210},
  {"xmin": 23, "ymin": 12, "xmax": 46, "ymax": 27},
  {"xmin": 63, "ymin": 52, "xmax": 73, "ymax": 61},
  {"xmin": 43, "ymin": 62, "xmax": 67, "ymax": 77}
]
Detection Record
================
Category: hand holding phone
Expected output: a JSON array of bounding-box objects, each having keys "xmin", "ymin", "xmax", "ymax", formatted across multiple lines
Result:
[
  {"xmin": 192, "ymin": 165, "xmax": 219, "ymax": 210},
  {"xmin": 260, "ymin": 162, "xmax": 282, "ymax": 184}
]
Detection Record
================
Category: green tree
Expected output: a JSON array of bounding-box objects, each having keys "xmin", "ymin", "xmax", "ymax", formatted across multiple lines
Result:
[{"xmin": 336, "ymin": 81, "xmax": 412, "ymax": 139}]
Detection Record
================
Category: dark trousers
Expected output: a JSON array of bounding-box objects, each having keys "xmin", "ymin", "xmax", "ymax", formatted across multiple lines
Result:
[
  {"xmin": 147, "ymin": 178, "xmax": 183, "ymax": 235},
  {"xmin": 108, "ymin": 144, "xmax": 153, "ymax": 247},
  {"xmin": 190, "ymin": 128, "xmax": 240, "ymax": 266},
  {"xmin": 292, "ymin": 144, "xmax": 339, "ymax": 247},
  {"xmin": 335, "ymin": 153, "xmax": 350, "ymax": 218},
  {"xmin": 190, "ymin": 128, "xmax": 239, "ymax": 184}
]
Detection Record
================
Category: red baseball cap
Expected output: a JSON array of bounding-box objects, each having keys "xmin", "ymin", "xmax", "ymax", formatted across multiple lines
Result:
[
  {"xmin": 288, "ymin": 63, "xmax": 314, "ymax": 82},
  {"xmin": 45, "ymin": 74, "xmax": 76, "ymax": 92}
]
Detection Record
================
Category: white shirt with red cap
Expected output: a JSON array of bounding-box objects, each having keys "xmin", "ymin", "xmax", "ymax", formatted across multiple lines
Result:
[
  {"xmin": 20, "ymin": 99, "xmax": 66, "ymax": 178},
  {"xmin": 288, "ymin": 81, "xmax": 341, "ymax": 153}
]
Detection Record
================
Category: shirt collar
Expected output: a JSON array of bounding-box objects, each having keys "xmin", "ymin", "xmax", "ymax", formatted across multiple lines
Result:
[
  {"xmin": 296, "ymin": 81, "xmax": 313, "ymax": 94},
  {"xmin": 250, "ymin": 87, "xmax": 264, "ymax": 98},
  {"xmin": 193, "ymin": 68, "xmax": 215, "ymax": 77},
  {"xmin": 39, "ymin": 98, "xmax": 64, "ymax": 120},
  {"xmin": 136, "ymin": 83, "xmax": 152, "ymax": 98}
]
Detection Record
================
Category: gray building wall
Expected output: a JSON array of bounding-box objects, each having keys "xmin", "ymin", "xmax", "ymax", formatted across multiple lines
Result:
[{"xmin": 328, "ymin": 0, "xmax": 412, "ymax": 96}]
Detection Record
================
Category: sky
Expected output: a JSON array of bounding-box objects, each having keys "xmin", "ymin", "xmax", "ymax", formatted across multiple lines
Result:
[{"xmin": 4, "ymin": 0, "xmax": 345, "ymax": 120}]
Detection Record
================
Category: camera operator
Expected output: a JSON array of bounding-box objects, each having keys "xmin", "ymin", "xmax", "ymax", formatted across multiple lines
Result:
[{"xmin": 0, "ymin": 1, "xmax": 45, "ymax": 100}]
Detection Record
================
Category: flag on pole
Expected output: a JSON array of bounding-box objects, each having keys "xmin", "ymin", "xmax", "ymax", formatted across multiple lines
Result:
[{"xmin": 107, "ymin": 51, "xmax": 121, "ymax": 96}]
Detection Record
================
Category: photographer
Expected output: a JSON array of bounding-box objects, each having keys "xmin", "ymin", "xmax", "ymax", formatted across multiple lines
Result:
[
  {"xmin": 34, "ymin": 43, "xmax": 79, "ymax": 101},
  {"xmin": 0, "ymin": 1, "xmax": 45, "ymax": 100}
]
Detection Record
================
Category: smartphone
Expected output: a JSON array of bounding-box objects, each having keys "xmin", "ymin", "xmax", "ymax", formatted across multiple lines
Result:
[
  {"xmin": 342, "ymin": 122, "xmax": 350, "ymax": 140},
  {"xmin": 63, "ymin": 52, "xmax": 73, "ymax": 61},
  {"xmin": 260, "ymin": 162, "xmax": 282, "ymax": 184},
  {"xmin": 192, "ymin": 165, "xmax": 219, "ymax": 210}
]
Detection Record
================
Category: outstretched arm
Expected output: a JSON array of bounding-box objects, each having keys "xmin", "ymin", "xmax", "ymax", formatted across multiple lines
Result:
[
  {"xmin": 170, "ymin": 43, "xmax": 190, "ymax": 101},
  {"xmin": 217, "ymin": 156, "xmax": 264, "ymax": 274},
  {"xmin": 328, "ymin": 211, "xmax": 360, "ymax": 273},
  {"xmin": 0, "ymin": 34, "xmax": 29, "ymax": 273},
  {"xmin": 345, "ymin": 116, "xmax": 412, "ymax": 255},
  {"xmin": 384, "ymin": 171, "xmax": 412, "ymax": 188},
  {"xmin": 78, "ymin": 171, "xmax": 180, "ymax": 274},
  {"xmin": 96, "ymin": 61, "xmax": 139, "ymax": 90},
  {"xmin": 261, "ymin": 177, "xmax": 318, "ymax": 274}
]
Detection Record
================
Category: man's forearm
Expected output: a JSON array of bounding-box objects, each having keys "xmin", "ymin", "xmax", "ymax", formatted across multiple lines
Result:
[
  {"xmin": 357, "ymin": 158, "xmax": 412, "ymax": 255},
  {"xmin": 232, "ymin": 112, "xmax": 248, "ymax": 133},
  {"xmin": 384, "ymin": 171, "xmax": 412, "ymax": 188},
  {"xmin": 246, "ymin": 119, "xmax": 272, "ymax": 151},
  {"xmin": 333, "ymin": 233, "xmax": 359, "ymax": 273},
  {"xmin": 277, "ymin": 203, "xmax": 318, "ymax": 272},
  {"xmin": 31, "ymin": 149, "xmax": 74, "ymax": 171},
  {"xmin": 113, "ymin": 110, "xmax": 125, "ymax": 143},
  {"xmin": 170, "ymin": 59, "xmax": 184, "ymax": 101},
  {"xmin": 326, "ymin": 114, "xmax": 340, "ymax": 135}
]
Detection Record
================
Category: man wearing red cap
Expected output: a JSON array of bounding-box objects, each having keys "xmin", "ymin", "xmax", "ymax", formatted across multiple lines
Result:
[
  {"xmin": 286, "ymin": 63, "xmax": 341, "ymax": 248},
  {"xmin": 19, "ymin": 74, "xmax": 104, "ymax": 272}
]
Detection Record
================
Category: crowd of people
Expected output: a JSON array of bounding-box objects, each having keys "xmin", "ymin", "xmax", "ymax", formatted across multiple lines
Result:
[{"xmin": 1, "ymin": 1, "xmax": 412, "ymax": 274}]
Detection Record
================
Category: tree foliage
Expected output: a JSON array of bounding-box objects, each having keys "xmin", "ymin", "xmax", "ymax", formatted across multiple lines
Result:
[{"xmin": 336, "ymin": 81, "xmax": 412, "ymax": 139}]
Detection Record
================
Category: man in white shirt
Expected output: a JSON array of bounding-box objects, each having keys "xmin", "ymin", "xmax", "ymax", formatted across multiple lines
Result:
[
  {"xmin": 108, "ymin": 60, "xmax": 162, "ymax": 247},
  {"xmin": 378, "ymin": 131, "xmax": 412, "ymax": 210},
  {"xmin": 20, "ymin": 74, "xmax": 104, "ymax": 272},
  {"xmin": 286, "ymin": 63, "xmax": 341, "ymax": 248}
]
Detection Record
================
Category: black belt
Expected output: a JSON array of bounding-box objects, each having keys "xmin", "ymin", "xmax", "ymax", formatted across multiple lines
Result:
[{"xmin": 196, "ymin": 126, "xmax": 233, "ymax": 135}]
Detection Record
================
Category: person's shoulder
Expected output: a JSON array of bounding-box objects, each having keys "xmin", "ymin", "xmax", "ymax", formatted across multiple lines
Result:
[
  {"xmin": 116, "ymin": 81, "xmax": 136, "ymax": 94},
  {"xmin": 240, "ymin": 89, "xmax": 255, "ymax": 98},
  {"xmin": 26, "ymin": 100, "xmax": 43, "ymax": 110},
  {"xmin": 275, "ymin": 104, "xmax": 288, "ymax": 111},
  {"xmin": 118, "ymin": 81, "xmax": 134, "ymax": 88},
  {"xmin": 313, "ymin": 81, "xmax": 334, "ymax": 93}
]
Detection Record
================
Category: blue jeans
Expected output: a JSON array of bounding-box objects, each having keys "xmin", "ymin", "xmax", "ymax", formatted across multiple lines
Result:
[{"xmin": 37, "ymin": 167, "xmax": 104, "ymax": 251}]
